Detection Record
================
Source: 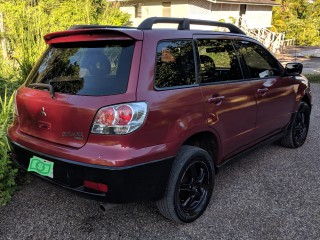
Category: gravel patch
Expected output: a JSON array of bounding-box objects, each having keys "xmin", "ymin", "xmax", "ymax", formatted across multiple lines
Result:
[
  {"xmin": 0, "ymin": 84, "xmax": 319, "ymax": 240},
  {"xmin": 295, "ymin": 49, "xmax": 320, "ymax": 58}
]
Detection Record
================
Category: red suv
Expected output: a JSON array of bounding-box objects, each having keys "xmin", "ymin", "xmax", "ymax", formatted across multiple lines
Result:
[{"xmin": 8, "ymin": 17, "xmax": 312, "ymax": 223}]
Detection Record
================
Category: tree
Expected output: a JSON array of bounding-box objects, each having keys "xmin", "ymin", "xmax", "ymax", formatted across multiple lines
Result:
[
  {"xmin": 272, "ymin": 0, "xmax": 320, "ymax": 45},
  {"xmin": 0, "ymin": 0, "xmax": 130, "ymax": 80}
]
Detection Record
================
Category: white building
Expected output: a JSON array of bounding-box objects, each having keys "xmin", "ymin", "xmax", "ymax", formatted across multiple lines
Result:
[{"xmin": 116, "ymin": 0, "xmax": 279, "ymax": 29}]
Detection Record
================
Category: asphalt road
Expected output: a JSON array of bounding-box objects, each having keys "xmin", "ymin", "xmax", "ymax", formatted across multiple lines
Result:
[{"xmin": 0, "ymin": 84, "xmax": 319, "ymax": 240}]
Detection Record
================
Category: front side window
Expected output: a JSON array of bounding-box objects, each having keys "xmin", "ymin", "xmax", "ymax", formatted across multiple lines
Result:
[
  {"xmin": 196, "ymin": 39, "xmax": 243, "ymax": 83},
  {"xmin": 236, "ymin": 41, "xmax": 282, "ymax": 79},
  {"xmin": 155, "ymin": 40, "xmax": 196, "ymax": 88},
  {"xmin": 26, "ymin": 41, "xmax": 134, "ymax": 96}
]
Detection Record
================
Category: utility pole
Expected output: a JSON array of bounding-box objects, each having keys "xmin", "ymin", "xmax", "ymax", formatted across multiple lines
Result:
[{"xmin": 0, "ymin": 12, "xmax": 8, "ymax": 59}]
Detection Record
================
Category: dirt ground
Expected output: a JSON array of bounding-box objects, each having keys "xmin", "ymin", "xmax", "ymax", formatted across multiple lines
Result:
[{"xmin": 276, "ymin": 46, "xmax": 320, "ymax": 74}]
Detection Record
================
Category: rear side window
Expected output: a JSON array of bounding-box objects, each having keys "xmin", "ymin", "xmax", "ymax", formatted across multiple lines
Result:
[
  {"xmin": 26, "ymin": 41, "xmax": 134, "ymax": 96},
  {"xmin": 155, "ymin": 40, "xmax": 196, "ymax": 89}
]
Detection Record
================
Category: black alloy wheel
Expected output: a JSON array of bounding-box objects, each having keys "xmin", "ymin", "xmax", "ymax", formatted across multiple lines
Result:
[
  {"xmin": 281, "ymin": 101, "xmax": 310, "ymax": 148},
  {"xmin": 293, "ymin": 107, "xmax": 309, "ymax": 146},
  {"xmin": 156, "ymin": 145, "xmax": 215, "ymax": 223},
  {"xmin": 177, "ymin": 160, "xmax": 210, "ymax": 216}
]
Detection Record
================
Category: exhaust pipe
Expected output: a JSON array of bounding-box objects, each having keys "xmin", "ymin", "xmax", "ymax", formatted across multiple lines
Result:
[{"xmin": 99, "ymin": 203, "xmax": 119, "ymax": 212}]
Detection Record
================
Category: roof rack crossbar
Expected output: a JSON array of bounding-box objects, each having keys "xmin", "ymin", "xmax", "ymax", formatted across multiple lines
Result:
[
  {"xmin": 137, "ymin": 17, "xmax": 189, "ymax": 31},
  {"xmin": 189, "ymin": 19, "xmax": 245, "ymax": 34},
  {"xmin": 137, "ymin": 17, "xmax": 245, "ymax": 34}
]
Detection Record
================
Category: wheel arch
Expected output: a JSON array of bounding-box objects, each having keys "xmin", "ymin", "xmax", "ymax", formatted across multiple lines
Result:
[
  {"xmin": 181, "ymin": 131, "xmax": 220, "ymax": 169},
  {"xmin": 301, "ymin": 94, "xmax": 311, "ymax": 110}
]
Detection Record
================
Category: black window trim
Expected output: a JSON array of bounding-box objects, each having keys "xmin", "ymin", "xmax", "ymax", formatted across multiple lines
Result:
[
  {"xmin": 26, "ymin": 40, "xmax": 135, "ymax": 96},
  {"xmin": 234, "ymin": 39, "xmax": 285, "ymax": 80},
  {"xmin": 199, "ymin": 77, "xmax": 252, "ymax": 86},
  {"xmin": 193, "ymin": 37, "xmax": 247, "ymax": 86},
  {"xmin": 26, "ymin": 47, "xmax": 51, "ymax": 86},
  {"xmin": 153, "ymin": 38, "xmax": 199, "ymax": 91}
]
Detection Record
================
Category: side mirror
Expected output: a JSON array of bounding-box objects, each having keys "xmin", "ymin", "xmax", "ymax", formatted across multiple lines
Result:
[{"xmin": 285, "ymin": 63, "xmax": 303, "ymax": 76}]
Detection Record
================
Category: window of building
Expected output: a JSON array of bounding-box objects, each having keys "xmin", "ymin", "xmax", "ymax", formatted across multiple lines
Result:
[
  {"xmin": 155, "ymin": 40, "xmax": 196, "ymax": 88},
  {"xmin": 135, "ymin": 3, "xmax": 142, "ymax": 18},
  {"xmin": 162, "ymin": 2, "xmax": 171, "ymax": 17}
]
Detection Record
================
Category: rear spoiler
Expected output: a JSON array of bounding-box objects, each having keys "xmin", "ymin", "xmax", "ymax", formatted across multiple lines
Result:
[{"xmin": 44, "ymin": 28, "xmax": 143, "ymax": 44}]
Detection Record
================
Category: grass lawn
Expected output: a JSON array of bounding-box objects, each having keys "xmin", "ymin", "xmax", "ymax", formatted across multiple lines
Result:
[{"xmin": 304, "ymin": 74, "xmax": 320, "ymax": 83}]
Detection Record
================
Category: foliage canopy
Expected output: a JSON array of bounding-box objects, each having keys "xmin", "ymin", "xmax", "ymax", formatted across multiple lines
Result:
[
  {"xmin": 272, "ymin": 0, "xmax": 320, "ymax": 45},
  {"xmin": 0, "ymin": 0, "xmax": 130, "ymax": 80}
]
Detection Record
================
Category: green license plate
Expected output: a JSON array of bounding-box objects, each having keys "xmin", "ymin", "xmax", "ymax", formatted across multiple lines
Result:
[{"xmin": 28, "ymin": 156, "xmax": 54, "ymax": 178}]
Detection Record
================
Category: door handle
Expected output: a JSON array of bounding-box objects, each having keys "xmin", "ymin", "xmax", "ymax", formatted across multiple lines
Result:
[
  {"xmin": 208, "ymin": 96, "xmax": 225, "ymax": 104},
  {"xmin": 257, "ymin": 88, "xmax": 269, "ymax": 95}
]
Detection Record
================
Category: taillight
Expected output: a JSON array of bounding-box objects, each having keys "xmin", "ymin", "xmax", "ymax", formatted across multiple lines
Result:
[
  {"xmin": 91, "ymin": 102, "xmax": 147, "ymax": 135},
  {"xmin": 96, "ymin": 107, "xmax": 115, "ymax": 126},
  {"xmin": 117, "ymin": 105, "xmax": 133, "ymax": 125}
]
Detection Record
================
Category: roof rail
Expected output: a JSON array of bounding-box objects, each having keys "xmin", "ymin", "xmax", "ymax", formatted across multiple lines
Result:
[{"xmin": 137, "ymin": 17, "xmax": 245, "ymax": 35}]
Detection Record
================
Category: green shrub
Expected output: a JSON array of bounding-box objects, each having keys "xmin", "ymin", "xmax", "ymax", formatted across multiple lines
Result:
[
  {"xmin": 272, "ymin": 0, "xmax": 320, "ymax": 46},
  {"xmin": 0, "ymin": 56, "xmax": 22, "ymax": 98},
  {"xmin": 304, "ymin": 73, "xmax": 320, "ymax": 83},
  {"xmin": 0, "ymin": 89, "xmax": 17, "ymax": 206},
  {"xmin": 0, "ymin": 0, "xmax": 131, "ymax": 81}
]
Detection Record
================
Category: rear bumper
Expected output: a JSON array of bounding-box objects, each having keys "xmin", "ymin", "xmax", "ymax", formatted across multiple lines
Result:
[{"xmin": 10, "ymin": 141, "xmax": 173, "ymax": 203}]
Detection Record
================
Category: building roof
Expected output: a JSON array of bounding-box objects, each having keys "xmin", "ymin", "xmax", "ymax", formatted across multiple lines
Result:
[
  {"xmin": 211, "ymin": 0, "xmax": 280, "ymax": 6},
  {"xmin": 110, "ymin": 0, "xmax": 279, "ymax": 6}
]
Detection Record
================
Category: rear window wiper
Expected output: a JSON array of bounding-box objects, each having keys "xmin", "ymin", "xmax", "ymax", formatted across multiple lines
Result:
[
  {"xmin": 48, "ymin": 77, "xmax": 84, "ymax": 95},
  {"xmin": 29, "ymin": 83, "xmax": 55, "ymax": 99},
  {"xmin": 49, "ymin": 77, "xmax": 84, "ymax": 84}
]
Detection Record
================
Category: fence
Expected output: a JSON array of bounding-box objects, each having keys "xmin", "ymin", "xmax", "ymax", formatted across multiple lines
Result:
[{"xmin": 238, "ymin": 16, "xmax": 295, "ymax": 53}]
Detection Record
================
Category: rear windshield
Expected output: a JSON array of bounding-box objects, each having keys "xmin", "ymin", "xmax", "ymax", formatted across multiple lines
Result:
[{"xmin": 26, "ymin": 41, "xmax": 134, "ymax": 96}]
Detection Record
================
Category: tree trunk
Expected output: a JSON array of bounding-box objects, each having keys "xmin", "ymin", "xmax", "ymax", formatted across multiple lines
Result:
[{"xmin": 0, "ymin": 12, "xmax": 8, "ymax": 59}]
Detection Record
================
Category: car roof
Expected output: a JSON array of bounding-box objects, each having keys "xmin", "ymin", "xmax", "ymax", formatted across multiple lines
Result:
[{"xmin": 44, "ymin": 17, "xmax": 248, "ymax": 44}]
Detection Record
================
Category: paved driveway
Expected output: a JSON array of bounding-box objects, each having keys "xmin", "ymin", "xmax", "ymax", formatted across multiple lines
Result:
[
  {"xmin": 277, "ymin": 47, "xmax": 320, "ymax": 74},
  {"xmin": 1, "ymin": 84, "xmax": 319, "ymax": 240}
]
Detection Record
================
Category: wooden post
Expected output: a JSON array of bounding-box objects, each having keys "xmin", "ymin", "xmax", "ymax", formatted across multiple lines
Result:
[{"xmin": 0, "ymin": 12, "xmax": 8, "ymax": 59}]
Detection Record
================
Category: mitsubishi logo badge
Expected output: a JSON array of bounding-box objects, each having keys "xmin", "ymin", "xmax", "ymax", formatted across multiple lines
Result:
[{"xmin": 41, "ymin": 107, "xmax": 47, "ymax": 117}]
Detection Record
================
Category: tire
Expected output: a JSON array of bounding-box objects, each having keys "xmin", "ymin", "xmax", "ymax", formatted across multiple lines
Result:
[
  {"xmin": 156, "ymin": 145, "xmax": 215, "ymax": 223},
  {"xmin": 281, "ymin": 102, "xmax": 310, "ymax": 148}
]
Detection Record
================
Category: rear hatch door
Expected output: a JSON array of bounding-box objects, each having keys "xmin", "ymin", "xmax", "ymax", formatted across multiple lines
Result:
[{"xmin": 17, "ymin": 29, "xmax": 142, "ymax": 148}]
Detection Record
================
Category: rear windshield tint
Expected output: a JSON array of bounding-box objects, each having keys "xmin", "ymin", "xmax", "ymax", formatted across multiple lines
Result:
[{"xmin": 26, "ymin": 41, "xmax": 134, "ymax": 96}]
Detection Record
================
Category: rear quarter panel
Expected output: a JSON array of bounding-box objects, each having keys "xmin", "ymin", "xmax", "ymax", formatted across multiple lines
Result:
[{"xmin": 136, "ymin": 31, "xmax": 212, "ymax": 158}]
